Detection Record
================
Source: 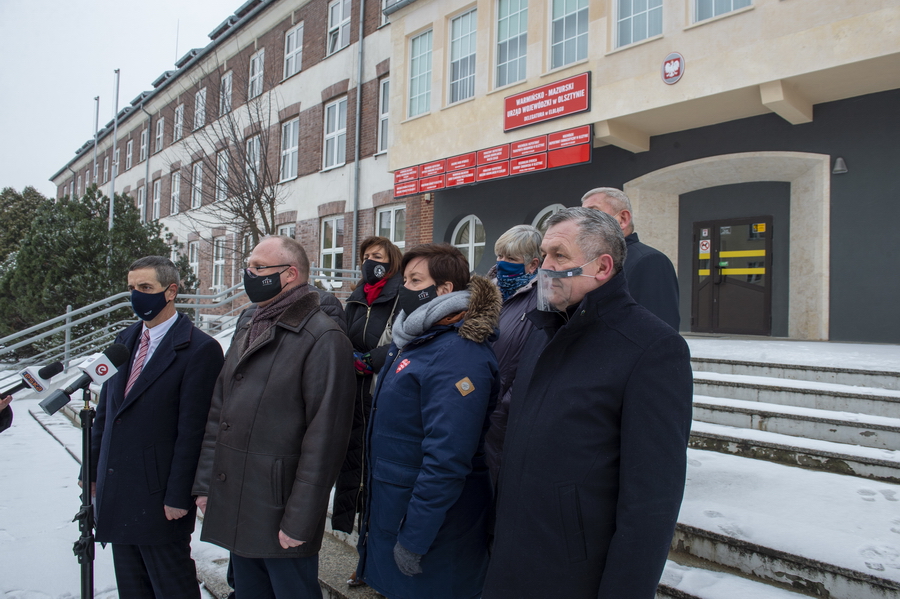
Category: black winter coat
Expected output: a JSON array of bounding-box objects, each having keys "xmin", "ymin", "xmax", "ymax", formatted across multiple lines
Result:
[
  {"xmin": 331, "ymin": 274, "xmax": 402, "ymax": 533},
  {"xmin": 623, "ymin": 232, "xmax": 681, "ymax": 331},
  {"xmin": 483, "ymin": 273, "xmax": 693, "ymax": 599}
]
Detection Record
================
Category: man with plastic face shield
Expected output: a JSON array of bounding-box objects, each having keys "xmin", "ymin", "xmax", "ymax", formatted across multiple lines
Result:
[{"xmin": 484, "ymin": 208, "xmax": 693, "ymax": 599}]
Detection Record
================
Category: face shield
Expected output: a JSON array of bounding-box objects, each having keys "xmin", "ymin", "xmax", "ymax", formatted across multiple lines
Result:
[{"xmin": 535, "ymin": 261, "xmax": 595, "ymax": 311}]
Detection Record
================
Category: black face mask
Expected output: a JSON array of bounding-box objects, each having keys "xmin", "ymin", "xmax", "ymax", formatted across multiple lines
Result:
[
  {"xmin": 398, "ymin": 284, "xmax": 438, "ymax": 316},
  {"xmin": 362, "ymin": 259, "xmax": 391, "ymax": 286},
  {"xmin": 244, "ymin": 267, "xmax": 289, "ymax": 303}
]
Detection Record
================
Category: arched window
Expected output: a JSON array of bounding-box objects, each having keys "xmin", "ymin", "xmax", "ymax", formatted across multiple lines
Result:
[
  {"xmin": 532, "ymin": 204, "xmax": 566, "ymax": 233},
  {"xmin": 452, "ymin": 214, "xmax": 485, "ymax": 270}
]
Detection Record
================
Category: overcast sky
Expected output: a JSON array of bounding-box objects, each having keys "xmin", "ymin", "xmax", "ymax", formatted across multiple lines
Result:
[{"xmin": 0, "ymin": 0, "xmax": 233, "ymax": 197}]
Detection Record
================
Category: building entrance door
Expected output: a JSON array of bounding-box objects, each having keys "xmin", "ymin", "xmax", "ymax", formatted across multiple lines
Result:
[{"xmin": 692, "ymin": 216, "xmax": 773, "ymax": 335}]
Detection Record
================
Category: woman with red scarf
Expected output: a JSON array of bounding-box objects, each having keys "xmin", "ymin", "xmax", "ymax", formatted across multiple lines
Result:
[{"xmin": 331, "ymin": 235, "xmax": 404, "ymax": 585}]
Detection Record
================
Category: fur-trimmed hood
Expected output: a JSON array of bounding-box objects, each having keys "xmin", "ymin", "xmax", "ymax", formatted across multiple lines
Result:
[{"xmin": 459, "ymin": 275, "xmax": 502, "ymax": 343}]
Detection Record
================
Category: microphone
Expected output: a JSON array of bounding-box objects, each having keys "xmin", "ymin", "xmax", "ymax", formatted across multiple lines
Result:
[
  {"xmin": 1, "ymin": 362, "xmax": 65, "ymax": 397},
  {"xmin": 40, "ymin": 343, "xmax": 130, "ymax": 415}
]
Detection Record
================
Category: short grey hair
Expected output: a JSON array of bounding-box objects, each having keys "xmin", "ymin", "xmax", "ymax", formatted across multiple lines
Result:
[
  {"xmin": 261, "ymin": 235, "xmax": 310, "ymax": 280},
  {"xmin": 580, "ymin": 187, "xmax": 633, "ymax": 214},
  {"xmin": 129, "ymin": 256, "xmax": 180, "ymax": 289},
  {"xmin": 495, "ymin": 224, "xmax": 543, "ymax": 264},
  {"xmin": 545, "ymin": 207, "xmax": 626, "ymax": 273}
]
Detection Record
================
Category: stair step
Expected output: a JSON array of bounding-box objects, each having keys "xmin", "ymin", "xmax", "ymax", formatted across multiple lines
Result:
[
  {"xmin": 658, "ymin": 559, "xmax": 815, "ymax": 599},
  {"xmin": 690, "ymin": 421, "xmax": 900, "ymax": 483},
  {"xmin": 691, "ymin": 356, "xmax": 900, "ymax": 391},
  {"xmin": 319, "ymin": 533, "xmax": 381, "ymax": 599},
  {"xmin": 692, "ymin": 371, "xmax": 900, "ymax": 418},
  {"xmin": 692, "ymin": 395, "xmax": 900, "ymax": 450}
]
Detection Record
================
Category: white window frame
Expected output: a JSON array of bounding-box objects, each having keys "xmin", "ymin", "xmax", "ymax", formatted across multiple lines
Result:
[
  {"xmin": 103, "ymin": 157, "xmax": 109, "ymax": 183},
  {"xmin": 140, "ymin": 129, "xmax": 148, "ymax": 161},
  {"xmin": 377, "ymin": 78, "xmax": 390, "ymax": 153},
  {"xmin": 278, "ymin": 224, "xmax": 296, "ymax": 238},
  {"xmin": 212, "ymin": 236, "xmax": 226, "ymax": 290},
  {"xmin": 617, "ymin": 0, "xmax": 662, "ymax": 47},
  {"xmin": 408, "ymin": 30, "xmax": 433, "ymax": 118},
  {"xmin": 376, "ymin": 205, "xmax": 405, "ymax": 248},
  {"xmin": 126, "ymin": 139, "xmax": 133, "ymax": 170},
  {"xmin": 380, "ymin": 0, "xmax": 389, "ymax": 27},
  {"xmin": 216, "ymin": 151, "xmax": 229, "ymax": 202},
  {"xmin": 246, "ymin": 135, "xmax": 261, "ymax": 188},
  {"xmin": 696, "ymin": 0, "xmax": 751, "ymax": 22},
  {"xmin": 280, "ymin": 119, "xmax": 300, "ymax": 181},
  {"xmin": 85, "ymin": 170, "xmax": 90, "ymax": 191},
  {"xmin": 191, "ymin": 163, "xmax": 203, "ymax": 208},
  {"xmin": 188, "ymin": 241, "xmax": 199, "ymax": 277},
  {"xmin": 550, "ymin": 0, "xmax": 588, "ymax": 70},
  {"xmin": 173, "ymin": 104, "xmax": 184, "ymax": 141},
  {"xmin": 327, "ymin": 0, "xmax": 351, "ymax": 56},
  {"xmin": 152, "ymin": 180, "xmax": 161, "ymax": 220},
  {"xmin": 136, "ymin": 186, "xmax": 146, "ymax": 222},
  {"xmin": 170, "ymin": 171, "xmax": 181, "ymax": 215},
  {"xmin": 249, "ymin": 49, "xmax": 265, "ymax": 99},
  {"xmin": 452, "ymin": 214, "xmax": 485, "ymax": 268},
  {"xmin": 449, "ymin": 9, "xmax": 477, "ymax": 105},
  {"xmin": 532, "ymin": 203, "xmax": 565, "ymax": 232},
  {"xmin": 113, "ymin": 149, "xmax": 120, "ymax": 179},
  {"xmin": 323, "ymin": 97, "xmax": 347, "ymax": 170},
  {"xmin": 194, "ymin": 88, "xmax": 207, "ymax": 130},
  {"xmin": 93, "ymin": 162, "xmax": 98, "ymax": 184},
  {"xmin": 155, "ymin": 118, "xmax": 165, "ymax": 152},
  {"xmin": 497, "ymin": 0, "xmax": 528, "ymax": 88},
  {"xmin": 77, "ymin": 175, "xmax": 82, "ymax": 196},
  {"xmin": 320, "ymin": 215, "xmax": 345, "ymax": 288},
  {"xmin": 284, "ymin": 23, "xmax": 304, "ymax": 79},
  {"xmin": 220, "ymin": 71, "xmax": 233, "ymax": 115}
]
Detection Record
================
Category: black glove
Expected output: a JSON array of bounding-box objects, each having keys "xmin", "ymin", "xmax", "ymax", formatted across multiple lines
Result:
[{"xmin": 393, "ymin": 541, "xmax": 423, "ymax": 576}]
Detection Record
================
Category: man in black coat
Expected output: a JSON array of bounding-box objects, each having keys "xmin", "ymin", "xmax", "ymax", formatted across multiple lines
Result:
[
  {"xmin": 87, "ymin": 256, "xmax": 224, "ymax": 599},
  {"xmin": 582, "ymin": 187, "xmax": 681, "ymax": 330},
  {"xmin": 483, "ymin": 208, "xmax": 693, "ymax": 599}
]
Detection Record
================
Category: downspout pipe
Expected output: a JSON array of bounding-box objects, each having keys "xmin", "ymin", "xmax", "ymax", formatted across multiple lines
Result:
[
  {"xmin": 109, "ymin": 69, "xmax": 120, "ymax": 230},
  {"xmin": 352, "ymin": 0, "xmax": 365, "ymax": 269}
]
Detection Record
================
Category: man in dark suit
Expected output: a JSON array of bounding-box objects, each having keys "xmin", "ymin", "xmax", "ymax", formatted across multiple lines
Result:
[
  {"xmin": 484, "ymin": 208, "xmax": 692, "ymax": 599},
  {"xmin": 87, "ymin": 256, "xmax": 224, "ymax": 599},
  {"xmin": 582, "ymin": 187, "xmax": 681, "ymax": 330}
]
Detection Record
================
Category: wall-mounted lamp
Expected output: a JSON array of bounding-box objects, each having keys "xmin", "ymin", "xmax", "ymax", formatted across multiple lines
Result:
[{"xmin": 832, "ymin": 157, "xmax": 848, "ymax": 174}]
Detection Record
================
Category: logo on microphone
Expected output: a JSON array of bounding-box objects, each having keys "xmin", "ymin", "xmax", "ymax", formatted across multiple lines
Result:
[
  {"xmin": 96, "ymin": 364, "xmax": 109, "ymax": 376},
  {"xmin": 22, "ymin": 372, "xmax": 45, "ymax": 392}
]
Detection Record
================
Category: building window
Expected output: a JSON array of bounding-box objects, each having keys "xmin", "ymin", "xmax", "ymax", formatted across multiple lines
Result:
[
  {"xmin": 327, "ymin": 0, "xmax": 351, "ymax": 55},
  {"xmin": 449, "ymin": 9, "xmax": 477, "ymax": 104},
  {"xmin": 281, "ymin": 118, "xmax": 299, "ymax": 181},
  {"xmin": 408, "ymin": 30, "xmax": 433, "ymax": 117},
  {"xmin": 532, "ymin": 203, "xmax": 565, "ymax": 232},
  {"xmin": 126, "ymin": 140, "xmax": 133, "ymax": 170},
  {"xmin": 85, "ymin": 170, "xmax": 91, "ymax": 191},
  {"xmin": 246, "ymin": 135, "xmax": 261, "ymax": 188},
  {"xmin": 242, "ymin": 233, "xmax": 253, "ymax": 265},
  {"xmin": 220, "ymin": 71, "xmax": 233, "ymax": 115},
  {"xmin": 173, "ymin": 104, "xmax": 184, "ymax": 141},
  {"xmin": 103, "ymin": 157, "xmax": 109, "ymax": 183},
  {"xmin": 497, "ymin": 0, "xmax": 528, "ymax": 87},
  {"xmin": 284, "ymin": 23, "xmax": 304, "ymax": 78},
  {"xmin": 323, "ymin": 98, "xmax": 347, "ymax": 169},
  {"xmin": 113, "ymin": 149, "xmax": 120, "ymax": 178},
  {"xmin": 155, "ymin": 118, "xmax": 165, "ymax": 152},
  {"xmin": 136, "ymin": 186, "xmax": 146, "ymax": 222},
  {"xmin": 618, "ymin": 0, "xmax": 662, "ymax": 46},
  {"xmin": 452, "ymin": 214, "xmax": 485, "ymax": 269},
  {"xmin": 216, "ymin": 151, "xmax": 229, "ymax": 201},
  {"xmin": 188, "ymin": 241, "xmax": 199, "ymax": 277},
  {"xmin": 377, "ymin": 205, "xmax": 405, "ymax": 248},
  {"xmin": 381, "ymin": 0, "xmax": 389, "ymax": 26},
  {"xmin": 696, "ymin": 0, "xmax": 751, "ymax": 22},
  {"xmin": 378, "ymin": 78, "xmax": 390, "ymax": 153},
  {"xmin": 194, "ymin": 88, "xmax": 207, "ymax": 129},
  {"xmin": 278, "ymin": 224, "xmax": 296, "ymax": 238},
  {"xmin": 550, "ymin": 0, "xmax": 588, "ymax": 69},
  {"xmin": 170, "ymin": 171, "xmax": 181, "ymax": 215},
  {"xmin": 77, "ymin": 175, "xmax": 82, "ymax": 196},
  {"xmin": 212, "ymin": 236, "xmax": 226, "ymax": 290},
  {"xmin": 320, "ymin": 216, "xmax": 345, "ymax": 287},
  {"xmin": 140, "ymin": 129, "xmax": 148, "ymax": 161},
  {"xmin": 249, "ymin": 49, "xmax": 265, "ymax": 99},
  {"xmin": 191, "ymin": 163, "xmax": 203, "ymax": 208},
  {"xmin": 152, "ymin": 180, "xmax": 161, "ymax": 220},
  {"xmin": 93, "ymin": 162, "xmax": 98, "ymax": 184}
]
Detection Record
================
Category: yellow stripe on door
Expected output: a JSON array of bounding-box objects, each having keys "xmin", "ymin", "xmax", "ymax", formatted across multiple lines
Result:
[
  {"xmin": 721, "ymin": 268, "xmax": 765, "ymax": 275},
  {"xmin": 719, "ymin": 250, "xmax": 766, "ymax": 258}
]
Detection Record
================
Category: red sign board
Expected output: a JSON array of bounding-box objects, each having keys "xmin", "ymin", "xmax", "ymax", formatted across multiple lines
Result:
[
  {"xmin": 504, "ymin": 72, "xmax": 590, "ymax": 131},
  {"xmin": 420, "ymin": 159, "xmax": 446, "ymax": 177},
  {"xmin": 476, "ymin": 161, "xmax": 510, "ymax": 181},
  {"xmin": 419, "ymin": 174, "xmax": 445, "ymax": 192},
  {"xmin": 511, "ymin": 135, "xmax": 547, "ymax": 158},
  {"xmin": 547, "ymin": 143, "xmax": 591, "ymax": 169},
  {"xmin": 548, "ymin": 125, "xmax": 592, "ymax": 150},
  {"xmin": 394, "ymin": 180, "xmax": 419, "ymax": 197},
  {"xmin": 446, "ymin": 169, "xmax": 476, "ymax": 187},
  {"xmin": 447, "ymin": 153, "xmax": 476, "ymax": 171},
  {"xmin": 394, "ymin": 166, "xmax": 419, "ymax": 184},
  {"xmin": 510, "ymin": 154, "xmax": 548, "ymax": 175},
  {"xmin": 477, "ymin": 144, "xmax": 510, "ymax": 165}
]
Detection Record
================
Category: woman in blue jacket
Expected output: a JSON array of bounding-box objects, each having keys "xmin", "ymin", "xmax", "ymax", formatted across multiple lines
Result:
[{"xmin": 357, "ymin": 243, "xmax": 501, "ymax": 599}]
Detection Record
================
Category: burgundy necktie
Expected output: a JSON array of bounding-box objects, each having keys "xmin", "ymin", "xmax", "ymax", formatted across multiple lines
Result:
[{"xmin": 124, "ymin": 329, "xmax": 151, "ymax": 398}]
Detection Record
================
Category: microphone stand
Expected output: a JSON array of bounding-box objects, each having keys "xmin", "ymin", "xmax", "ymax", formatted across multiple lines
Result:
[{"xmin": 72, "ymin": 387, "xmax": 95, "ymax": 599}]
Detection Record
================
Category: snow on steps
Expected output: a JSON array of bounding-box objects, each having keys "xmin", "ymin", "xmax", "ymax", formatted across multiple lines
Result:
[
  {"xmin": 691, "ymin": 356, "xmax": 900, "ymax": 391},
  {"xmin": 658, "ymin": 560, "xmax": 813, "ymax": 599}
]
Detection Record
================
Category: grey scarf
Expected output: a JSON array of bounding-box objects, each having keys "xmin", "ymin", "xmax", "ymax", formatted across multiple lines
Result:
[{"xmin": 392, "ymin": 290, "xmax": 471, "ymax": 349}]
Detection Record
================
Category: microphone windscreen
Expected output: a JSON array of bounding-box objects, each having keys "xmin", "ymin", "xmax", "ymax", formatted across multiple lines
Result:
[
  {"xmin": 38, "ymin": 362, "xmax": 64, "ymax": 379},
  {"xmin": 104, "ymin": 343, "xmax": 131, "ymax": 368}
]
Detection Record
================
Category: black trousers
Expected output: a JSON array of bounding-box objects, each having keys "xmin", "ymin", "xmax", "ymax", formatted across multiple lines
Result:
[
  {"xmin": 111, "ymin": 534, "xmax": 200, "ymax": 599},
  {"xmin": 231, "ymin": 552, "xmax": 322, "ymax": 599}
]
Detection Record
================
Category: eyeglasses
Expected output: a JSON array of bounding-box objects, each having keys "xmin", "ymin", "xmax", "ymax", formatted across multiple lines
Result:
[{"xmin": 245, "ymin": 264, "xmax": 291, "ymax": 278}]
